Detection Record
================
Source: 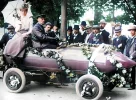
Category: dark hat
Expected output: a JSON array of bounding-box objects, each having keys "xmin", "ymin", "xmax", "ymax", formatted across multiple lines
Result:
[
  {"xmin": 36, "ymin": 14, "xmax": 45, "ymax": 19},
  {"xmin": 92, "ymin": 25, "xmax": 100, "ymax": 29},
  {"xmin": 7, "ymin": 25, "xmax": 14, "ymax": 29},
  {"xmin": 114, "ymin": 26, "xmax": 122, "ymax": 33},
  {"xmin": 73, "ymin": 25, "xmax": 80, "ymax": 30},
  {"xmin": 67, "ymin": 26, "xmax": 73, "ymax": 31},
  {"xmin": 81, "ymin": 21, "xmax": 86, "ymax": 26}
]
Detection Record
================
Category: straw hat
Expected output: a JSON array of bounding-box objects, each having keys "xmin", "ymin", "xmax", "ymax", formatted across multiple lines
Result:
[{"xmin": 128, "ymin": 25, "xmax": 136, "ymax": 31}]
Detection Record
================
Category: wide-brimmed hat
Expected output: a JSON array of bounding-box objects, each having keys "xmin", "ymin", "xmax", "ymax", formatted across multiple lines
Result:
[
  {"xmin": 99, "ymin": 19, "xmax": 107, "ymax": 24},
  {"xmin": 128, "ymin": 25, "xmax": 136, "ymax": 31},
  {"xmin": 85, "ymin": 26, "xmax": 92, "ymax": 30},
  {"xmin": 67, "ymin": 26, "xmax": 73, "ymax": 31},
  {"xmin": 36, "ymin": 14, "xmax": 45, "ymax": 19},
  {"xmin": 73, "ymin": 25, "xmax": 80, "ymax": 30},
  {"xmin": 7, "ymin": 25, "xmax": 14, "ymax": 29},
  {"xmin": 114, "ymin": 26, "xmax": 122, "ymax": 33},
  {"xmin": 80, "ymin": 21, "xmax": 86, "ymax": 26},
  {"xmin": 92, "ymin": 25, "xmax": 100, "ymax": 29}
]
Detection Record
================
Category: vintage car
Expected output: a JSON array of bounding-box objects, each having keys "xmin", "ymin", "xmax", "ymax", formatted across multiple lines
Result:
[{"xmin": 0, "ymin": 43, "xmax": 136, "ymax": 100}]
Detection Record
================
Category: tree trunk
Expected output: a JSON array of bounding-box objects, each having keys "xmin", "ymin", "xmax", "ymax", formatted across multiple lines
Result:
[{"xmin": 60, "ymin": 0, "xmax": 67, "ymax": 40}]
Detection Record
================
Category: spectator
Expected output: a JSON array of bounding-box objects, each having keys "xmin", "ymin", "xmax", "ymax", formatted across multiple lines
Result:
[
  {"xmin": 67, "ymin": 26, "xmax": 73, "ymax": 44},
  {"xmin": 124, "ymin": 25, "xmax": 136, "ymax": 90},
  {"xmin": 92, "ymin": 25, "xmax": 103, "ymax": 44},
  {"xmin": 113, "ymin": 25, "xmax": 127, "ymax": 53},
  {"xmin": 99, "ymin": 19, "xmax": 110, "ymax": 44},
  {"xmin": 0, "ymin": 25, "xmax": 15, "ymax": 49},
  {"xmin": 73, "ymin": 25, "xmax": 83, "ymax": 43},
  {"xmin": 84, "ymin": 26, "xmax": 94, "ymax": 44},
  {"xmin": 80, "ymin": 21, "xmax": 87, "ymax": 42}
]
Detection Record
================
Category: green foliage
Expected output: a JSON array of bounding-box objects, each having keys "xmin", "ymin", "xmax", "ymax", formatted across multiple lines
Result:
[{"xmin": 28, "ymin": 0, "xmax": 86, "ymax": 23}]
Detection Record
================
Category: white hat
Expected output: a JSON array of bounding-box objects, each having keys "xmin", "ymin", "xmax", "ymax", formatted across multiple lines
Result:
[
  {"xmin": 99, "ymin": 19, "xmax": 107, "ymax": 24},
  {"xmin": 128, "ymin": 25, "xmax": 136, "ymax": 31}
]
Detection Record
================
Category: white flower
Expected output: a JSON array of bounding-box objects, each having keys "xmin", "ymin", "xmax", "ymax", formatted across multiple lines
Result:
[
  {"xmin": 122, "ymin": 70, "xmax": 127, "ymax": 74},
  {"xmin": 119, "ymin": 84, "xmax": 123, "ymax": 87},
  {"xmin": 116, "ymin": 63, "xmax": 122, "ymax": 68},
  {"xmin": 123, "ymin": 81, "xmax": 126, "ymax": 85},
  {"xmin": 66, "ymin": 69, "xmax": 70, "ymax": 73},
  {"xmin": 118, "ymin": 44, "xmax": 122, "ymax": 48},
  {"xmin": 129, "ymin": 74, "xmax": 131, "ymax": 77},
  {"xmin": 121, "ymin": 77, "xmax": 125, "ymax": 82},
  {"xmin": 61, "ymin": 66, "xmax": 66, "ymax": 70},
  {"xmin": 55, "ymin": 53, "xmax": 59, "ymax": 58},
  {"xmin": 89, "ymin": 62, "xmax": 94, "ymax": 67},
  {"xmin": 109, "ymin": 58, "xmax": 115, "ymax": 64}
]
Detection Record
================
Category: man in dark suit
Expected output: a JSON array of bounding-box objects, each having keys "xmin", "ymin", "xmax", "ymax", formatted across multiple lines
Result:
[
  {"xmin": 92, "ymin": 25, "xmax": 103, "ymax": 44},
  {"xmin": 31, "ymin": 15, "xmax": 57, "ymax": 49},
  {"xmin": 80, "ymin": 21, "xmax": 87, "ymax": 42},
  {"xmin": 99, "ymin": 20, "xmax": 110, "ymax": 44},
  {"xmin": 73, "ymin": 25, "xmax": 83, "ymax": 43},
  {"xmin": 67, "ymin": 26, "xmax": 73, "ymax": 44},
  {"xmin": 84, "ymin": 26, "xmax": 94, "ymax": 44},
  {"xmin": 124, "ymin": 25, "xmax": 136, "ymax": 90},
  {"xmin": 0, "ymin": 25, "xmax": 15, "ymax": 49},
  {"xmin": 113, "ymin": 25, "xmax": 127, "ymax": 53}
]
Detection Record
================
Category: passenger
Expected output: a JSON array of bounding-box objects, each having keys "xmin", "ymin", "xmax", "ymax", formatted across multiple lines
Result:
[
  {"xmin": 3, "ymin": 3, "xmax": 33, "ymax": 58},
  {"xmin": 0, "ymin": 25, "xmax": 15, "ymax": 49},
  {"xmin": 44, "ymin": 22, "xmax": 59, "ymax": 47},
  {"xmin": 31, "ymin": 15, "xmax": 58, "ymax": 49}
]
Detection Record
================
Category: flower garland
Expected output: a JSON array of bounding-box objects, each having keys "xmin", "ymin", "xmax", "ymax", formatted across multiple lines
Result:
[{"xmin": 26, "ymin": 47, "xmax": 76, "ymax": 78}]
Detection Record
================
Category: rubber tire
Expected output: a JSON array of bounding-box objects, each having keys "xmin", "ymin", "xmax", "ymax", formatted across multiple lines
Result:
[
  {"xmin": 76, "ymin": 74, "xmax": 103, "ymax": 100},
  {"xmin": 3, "ymin": 68, "xmax": 26, "ymax": 93}
]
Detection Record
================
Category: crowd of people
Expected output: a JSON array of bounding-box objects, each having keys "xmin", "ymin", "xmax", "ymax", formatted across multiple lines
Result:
[{"xmin": 0, "ymin": 3, "xmax": 135, "ymax": 90}]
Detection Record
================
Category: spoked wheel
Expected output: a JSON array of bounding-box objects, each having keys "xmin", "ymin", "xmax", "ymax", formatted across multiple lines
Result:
[
  {"xmin": 76, "ymin": 74, "xmax": 103, "ymax": 100},
  {"xmin": 3, "ymin": 68, "xmax": 26, "ymax": 93}
]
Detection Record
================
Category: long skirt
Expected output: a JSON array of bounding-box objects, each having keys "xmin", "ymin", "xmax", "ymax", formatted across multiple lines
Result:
[{"xmin": 3, "ymin": 31, "xmax": 27, "ymax": 58}]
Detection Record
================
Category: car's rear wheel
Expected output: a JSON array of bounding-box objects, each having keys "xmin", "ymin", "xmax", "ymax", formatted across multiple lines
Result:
[
  {"xmin": 76, "ymin": 74, "xmax": 103, "ymax": 100},
  {"xmin": 3, "ymin": 68, "xmax": 26, "ymax": 93}
]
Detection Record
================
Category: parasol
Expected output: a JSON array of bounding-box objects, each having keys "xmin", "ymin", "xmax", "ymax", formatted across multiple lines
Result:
[{"xmin": 1, "ymin": 0, "xmax": 33, "ymax": 27}]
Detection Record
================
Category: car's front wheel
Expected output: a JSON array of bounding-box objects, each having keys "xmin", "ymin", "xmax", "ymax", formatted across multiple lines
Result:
[
  {"xmin": 3, "ymin": 68, "xmax": 26, "ymax": 93},
  {"xmin": 76, "ymin": 74, "xmax": 103, "ymax": 100}
]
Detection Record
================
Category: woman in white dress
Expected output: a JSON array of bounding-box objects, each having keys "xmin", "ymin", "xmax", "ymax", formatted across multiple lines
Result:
[{"xmin": 3, "ymin": 3, "xmax": 33, "ymax": 58}]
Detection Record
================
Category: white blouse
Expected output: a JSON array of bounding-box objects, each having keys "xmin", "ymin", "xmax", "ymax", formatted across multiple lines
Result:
[{"xmin": 15, "ymin": 14, "xmax": 33, "ymax": 35}]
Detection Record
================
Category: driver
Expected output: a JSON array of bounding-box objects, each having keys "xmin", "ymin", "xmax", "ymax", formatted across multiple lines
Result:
[{"xmin": 31, "ymin": 15, "xmax": 58, "ymax": 49}]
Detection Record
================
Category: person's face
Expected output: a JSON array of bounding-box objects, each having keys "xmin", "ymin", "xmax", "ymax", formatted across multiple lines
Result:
[
  {"xmin": 38, "ymin": 17, "xmax": 45, "ymax": 25},
  {"xmin": 74, "ymin": 29, "xmax": 79, "ymax": 34},
  {"xmin": 93, "ymin": 28, "xmax": 99, "ymax": 34},
  {"xmin": 20, "ymin": 9, "xmax": 28, "ymax": 16},
  {"xmin": 86, "ymin": 28, "xmax": 92, "ymax": 34},
  {"xmin": 8, "ymin": 28, "xmax": 14, "ymax": 33},
  {"xmin": 115, "ymin": 32, "xmax": 121, "ymax": 36},
  {"xmin": 45, "ymin": 25, "xmax": 51, "ymax": 32},
  {"xmin": 67, "ymin": 30, "xmax": 72, "ymax": 35},
  {"xmin": 53, "ymin": 26, "xmax": 58, "ymax": 32},
  {"xmin": 130, "ymin": 30, "xmax": 136, "ymax": 36},
  {"xmin": 81, "ymin": 25, "xmax": 85, "ymax": 31},
  {"xmin": 100, "ymin": 23, "xmax": 106, "ymax": 29}
]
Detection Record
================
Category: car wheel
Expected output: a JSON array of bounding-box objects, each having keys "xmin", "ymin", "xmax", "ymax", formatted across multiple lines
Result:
[
  {"xmin": 3, "ymin": 68, "xmax": 26, "ymax": 93},
  {"xmin": 76, "ymin": 74, "xmax": 103, "ymax": 100}
]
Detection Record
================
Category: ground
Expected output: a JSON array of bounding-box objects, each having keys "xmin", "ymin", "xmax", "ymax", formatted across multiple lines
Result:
[{"xmin": 0, "ymin": 79, "xmax": 135, "ymax": 100}]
